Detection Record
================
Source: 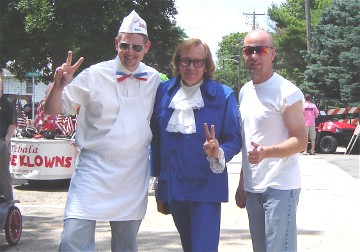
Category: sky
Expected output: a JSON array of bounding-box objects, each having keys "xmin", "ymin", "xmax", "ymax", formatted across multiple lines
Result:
[{"xmin": 174, "ymin": 0, "xmax": 285, "ymax": 62}]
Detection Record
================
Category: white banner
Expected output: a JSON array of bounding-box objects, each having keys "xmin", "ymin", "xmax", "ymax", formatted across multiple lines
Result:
[{"xmin": 10, "ymin": 138, "xmax": 78, "ymax": 180}]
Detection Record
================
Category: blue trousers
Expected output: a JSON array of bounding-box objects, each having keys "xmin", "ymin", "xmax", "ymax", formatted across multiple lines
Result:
[
  {"xmin": 246, "ymin": 188, "xmax": 300, "ymax": 252},
  {"xmin": 169, "ymin": 200, "xmax": 221, "ymax": 252}
]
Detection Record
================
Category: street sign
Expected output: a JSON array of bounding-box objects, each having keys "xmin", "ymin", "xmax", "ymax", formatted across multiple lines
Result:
[{"xmin": 25, "ymin": 72, "xmax": 42, "ymax": 77}]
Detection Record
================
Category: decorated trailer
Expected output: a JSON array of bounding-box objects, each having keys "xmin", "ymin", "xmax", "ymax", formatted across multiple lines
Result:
[{"xmin": 10, "ymin": 138, "xmax": 78, "ymax": 186}]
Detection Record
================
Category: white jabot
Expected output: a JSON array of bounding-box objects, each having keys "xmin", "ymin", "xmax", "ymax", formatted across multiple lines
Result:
[{"xmin": 166, "ymin": 80, "xmax": 204, "ymax": 134}]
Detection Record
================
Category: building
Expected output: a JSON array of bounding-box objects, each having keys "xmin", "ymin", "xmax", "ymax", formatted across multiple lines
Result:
[{"xmin": 1, "ymin": 68, "xmax": 48, "ymax": 105}]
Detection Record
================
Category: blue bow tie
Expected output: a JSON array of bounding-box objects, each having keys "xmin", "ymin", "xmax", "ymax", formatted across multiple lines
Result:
[{"xmin": 116, "ymin": 71, "xmax": 148, "ymax": 82}]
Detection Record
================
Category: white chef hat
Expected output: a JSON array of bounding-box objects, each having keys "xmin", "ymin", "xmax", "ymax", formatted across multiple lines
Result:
[{"xmin": 118, "ymin": 10, "xmax": 148, "ymax": 36}]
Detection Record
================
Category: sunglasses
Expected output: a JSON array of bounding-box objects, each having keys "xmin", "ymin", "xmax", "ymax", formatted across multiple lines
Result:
[
  {"xmin": 119, "ymin": 42, "xmax": 143, "ymax": 52},
  {"xmin": 179, "ymin": 58, "xmax": 206, "ymax": 68},
  {"xmin": 243, "ymin": 46, "xmax": 273, "ymax": 56}
]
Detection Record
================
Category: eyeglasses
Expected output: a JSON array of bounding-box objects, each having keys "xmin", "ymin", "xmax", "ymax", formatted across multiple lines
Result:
[
  {"xmin": 119, "ymin": 42, "xmax": 143, "ymax": 52},
  {"xmin": 243, "ymin": 46, "xmax": 274, "ymax": 56},
  {"xmin": 179, "ymin": 58, "xmax": 206, "ymax": 68}
]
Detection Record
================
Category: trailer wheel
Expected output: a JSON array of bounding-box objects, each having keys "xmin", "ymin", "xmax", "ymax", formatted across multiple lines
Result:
[
  {"xmin": 5, "ymin": 206, "xmax": 22, "ymax": 246},
  {"xmin": 319, "ymin": 135, "xmax": 337, "ymax": 154}
]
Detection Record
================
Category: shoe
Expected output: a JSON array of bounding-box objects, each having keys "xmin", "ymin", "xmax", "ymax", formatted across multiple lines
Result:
[
  {"xmin": 309, "ymin": 153, "xmax": 315, "ymax": 155},
  {"xmin": 302, "ymin": 152, "xmax": 308, "ymax": 155}
]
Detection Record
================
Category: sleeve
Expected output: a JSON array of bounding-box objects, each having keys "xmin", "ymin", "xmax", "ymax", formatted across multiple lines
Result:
[
  {"xmin": 219, "ymin": 89, "xmax": 242, "ymax": 163},
  {"xmin": 150, "ymin": 114, "xmax": 161, "ymax": 177},
  {"xmin": 207, "ymin": 148, "xmax": 226, "ymax": 173},
  {"xmin": 281, "ymin": 76, "xmax": 304, "ymax": 108},
  {"xmin": 62, "ymin": 68, "xmax": 92, "ymax": 115},
  {"xmin": 285, "ymin": 88, "xmax": 304, "ymax": 108},
  {"xmin": 9, "ymin": 99, "xmax": 18, "ymax": 125},
  {"xmin": 149, "ymin": 85, "xmax": 165, "ymax": 177}
]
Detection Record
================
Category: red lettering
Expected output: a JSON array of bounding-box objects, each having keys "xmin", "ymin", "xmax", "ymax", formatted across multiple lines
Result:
[
  {"xmin": 10, "ymin": 154, "xmax": 17, "ymax": 166},
  {"xmin": 65, "ymin": 157, "xmax": 72, "ymax": 168},
  {"xmin": 26, "ymin": 156, "xmax": 35, "ymax": 167},
  {"xmin": 11, "ymin": 154, "xmax": 73, "ymax": 169},
  {"xmin": 44, "ymin": 156, "xmax": 56, "ymax": 167},
  {"xmin": 55, "ymin": 156, "xmax": 65, "ymax": 167},
  {"xmin": 19, "ymin": 155, "xmax": 26, "ymax": 166},
  {"xmin": 34, "ymin": 155, "xmax": 43, "ymax": 166}
]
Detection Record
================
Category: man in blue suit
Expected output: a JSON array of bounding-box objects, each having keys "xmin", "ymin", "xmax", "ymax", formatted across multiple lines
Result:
[{"xmin": 150, "ymin": 38, "xmax": 241, "ymax": 252}]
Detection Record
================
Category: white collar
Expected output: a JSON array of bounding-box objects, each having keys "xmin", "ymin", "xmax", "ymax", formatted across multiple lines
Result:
[{"xmin": 166, "ymin": 80, "xmax": 204, "ymax": 134}]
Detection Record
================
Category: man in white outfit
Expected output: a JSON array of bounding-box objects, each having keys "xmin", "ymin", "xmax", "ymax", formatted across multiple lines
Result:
[{"xmin": 45, "ymin": 10, "xmax": 161, "ymax": 251}]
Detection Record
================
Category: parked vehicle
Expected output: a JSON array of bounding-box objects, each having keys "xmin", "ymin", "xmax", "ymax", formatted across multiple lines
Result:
[
  {"xmin": 315, "ymin": 117, "xmax": 357, "ymax": 154},
  {"xmin": 313, "ymin": 98, "xmax": 359, "ymax": 154}
]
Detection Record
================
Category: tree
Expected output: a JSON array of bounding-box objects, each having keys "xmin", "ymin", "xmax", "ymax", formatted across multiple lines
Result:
[
  {"xmin": 267, "ymin": 0, "xmax": 332, "ymax": 85},
  {"xmin": 303, "ymin": 0, "xmax": 360, "ymax": 104},
  {"xmin": 214, "ymin": 32, "xmax": 250, "ymax": 95},
  {"xmin": 0, "ymin": 0, "xmax": 185, "ymax": 83}
]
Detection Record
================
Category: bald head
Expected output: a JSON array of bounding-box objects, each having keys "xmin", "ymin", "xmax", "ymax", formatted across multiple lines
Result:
[
  {"xmin": 242, "ymin": 29, "xmax": 276, "ymax": 84},
  {"xmin": 244, "ymin": 29, "xmax": 274, "ymax": 48}
]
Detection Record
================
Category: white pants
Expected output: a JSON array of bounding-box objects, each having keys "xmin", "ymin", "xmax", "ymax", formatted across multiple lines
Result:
[{"xmin": 59, "ymin": 218, "xmax": 142, "ymax": 252}]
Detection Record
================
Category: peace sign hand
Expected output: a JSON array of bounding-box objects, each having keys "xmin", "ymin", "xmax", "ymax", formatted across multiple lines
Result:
[
  {"xmin": 203, "ymin": 123, "xmax": 220, "ymax": 158},
  {"xmin": 54, "ymin": 51, "xmax": 84, "ymax": 89}
]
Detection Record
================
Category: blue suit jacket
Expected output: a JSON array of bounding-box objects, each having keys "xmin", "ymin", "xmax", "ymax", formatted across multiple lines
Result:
[{"xmin": 150, "ymin": 77, "xmax": 242, "ymax": 203}]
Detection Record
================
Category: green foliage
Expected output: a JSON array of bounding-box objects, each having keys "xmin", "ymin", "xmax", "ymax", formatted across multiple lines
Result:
[
  {"xmin": 214, "ymin": 32, "xmax": 250, "ymax": 95},
  {"xmin": 303, "ymin": 0, "xmax": 360, "ymax": 104},
  {"xmin": 0, "ymin": 0, "xmax": 185, "ymax": 83},
  {"xmin": 268, "ymin": 0, "xmax": 332, "ymax": 85}
]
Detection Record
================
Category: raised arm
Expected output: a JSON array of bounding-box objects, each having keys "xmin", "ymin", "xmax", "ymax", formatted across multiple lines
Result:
[{"xmin": 44, "ymin": 51, "xmax": 84, "ymax": 115}]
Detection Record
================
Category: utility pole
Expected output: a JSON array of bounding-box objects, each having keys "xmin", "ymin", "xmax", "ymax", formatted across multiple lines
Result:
[
  {"xmin": 243, "ymin": 11, "xmax": 265, "ymax": 30},
  {"xmin": 305, "ymin": 0, "xmax": 311, "ymax": 51}
]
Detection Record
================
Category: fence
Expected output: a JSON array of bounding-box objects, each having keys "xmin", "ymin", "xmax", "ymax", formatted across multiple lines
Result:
[{"xmin": 325, "ymin": 106, "xmax": 359, "ymax": 125}]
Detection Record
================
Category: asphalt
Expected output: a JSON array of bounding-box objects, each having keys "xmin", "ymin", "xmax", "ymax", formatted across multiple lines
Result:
[
  {"xmin": 1, "ymin": 152, "xmax": 359, "ymax": 251},
  {"xmin": 139, "ymin": 153, "xmax": 360, "ymax": 252}
]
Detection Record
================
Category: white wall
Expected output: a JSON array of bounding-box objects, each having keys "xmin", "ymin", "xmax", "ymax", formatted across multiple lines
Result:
[{"xmin": 1, "ymin": 69, "xmax": 48, "ymax": 103}]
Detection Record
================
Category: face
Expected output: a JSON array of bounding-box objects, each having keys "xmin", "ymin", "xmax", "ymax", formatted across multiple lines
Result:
[
  {"xmin": 178, "ymin": 44, "xmax": 207, "ymax": 86},
  {"xmin": 115, "ymin": 33, "xmax": 150, "ymax": 72},
  {"xmin": 243, "ymin": 30, "xmax": 275, "ymax": 84}
]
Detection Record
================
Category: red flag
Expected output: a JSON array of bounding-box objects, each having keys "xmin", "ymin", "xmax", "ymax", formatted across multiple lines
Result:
[
  {"xmin": 56, "ymin": 114, "xmax": 66, "ymax": 135},
  {"xmin": 17, "ymin": 105, "xmax": 28, "ymax": 128},
  {"xmin": 63, "ymin": 116, "xmax": 75, "ymax": 136}
]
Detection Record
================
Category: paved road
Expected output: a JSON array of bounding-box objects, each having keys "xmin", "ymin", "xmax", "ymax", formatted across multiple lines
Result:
[
  {"xmin": 1, "ymin": 150, "xmax": 359, "ymax": 251},
  {"xmin": 318, "ymin": 148, "xmax": 359, "ymax": 179}
]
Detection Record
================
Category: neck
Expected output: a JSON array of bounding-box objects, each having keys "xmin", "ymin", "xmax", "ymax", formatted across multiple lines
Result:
[{"xmin": 252, "ymin": 71, "xmax": 274, "ymax": 84}]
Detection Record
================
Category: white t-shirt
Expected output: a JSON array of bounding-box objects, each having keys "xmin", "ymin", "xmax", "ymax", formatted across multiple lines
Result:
[{"xmin": 239, "ymin": 73, "xmax": 303, "ymax": 193}]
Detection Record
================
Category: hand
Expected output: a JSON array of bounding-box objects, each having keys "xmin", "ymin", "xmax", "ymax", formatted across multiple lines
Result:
[
  {"xmin": 235, "ymin": 186, "xmax": 246, "ymax": 208},
  {"xmin": 156, "ymin": 200, "xmax": 170, "ymax": 215},
  {"xmin": 203, "ymin": 123, "xmax": 220, "ymax": 158},
  {"xmin": 54, "ymin": 51, "xmax": 84, "ymax": 89},
  {"xmin": 247, "ymin": 141, "xmax": 265, "ymax": 164}
]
